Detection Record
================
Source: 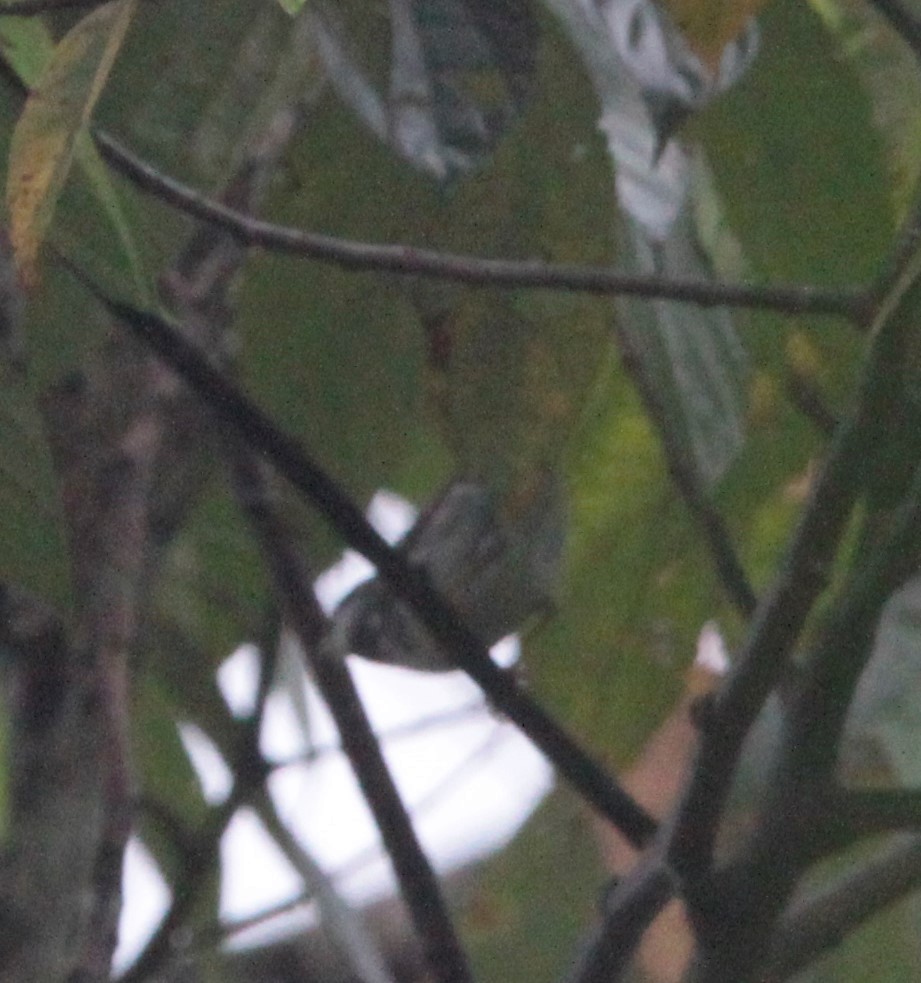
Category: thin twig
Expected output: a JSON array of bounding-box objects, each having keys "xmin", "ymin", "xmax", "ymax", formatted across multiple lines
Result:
[
  {"xmin": 821, "ymin": 788, "xmax": 921, "ymax": 847},
  {"xmin": 253, "ymin": 788, "xmax": 397, "ymax": 983},
  {"xmin": 564, "ymin": 850, "xmax": 676, "ymax": 983},
  {"xmin": 0, "ymin": 0, "xmax": 137, "ymax": 14},
  {"xmin": 764, "ymin": 835, "xmax": 921, "ymax": 982},
  {"xmin": 207, "ymin": 723, "xmax": 507, "ymax": 954},
  {"xmin": 272, "ymin": 699, "xmax": 488, "ymax": 770},
  {"xmin": 683, "ymin": 394, "xmax": 921, "ymax": 981},
  {"xmin": 60, "ymin": 261, "xmax": 657, "ymax": 847},
  {"xmin": 93, "ymin": 130, "xmax": 868, "ymax": 320},
  {"xmin": 232, "ymin": 451, "xmax": 473, "ymax": 983},
  {"xmin": 120, "ymin": 776, "xmax": 252, "ymax": 983}
]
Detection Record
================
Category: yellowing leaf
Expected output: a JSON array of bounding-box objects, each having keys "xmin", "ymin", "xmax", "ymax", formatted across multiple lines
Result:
[
  {"xmin": 6, "ymin": 0, "xmax": 137, "ymax": 286},
  {"xmin": 659, "ymin": 0, "xmax": 770, "ymax": 73}
]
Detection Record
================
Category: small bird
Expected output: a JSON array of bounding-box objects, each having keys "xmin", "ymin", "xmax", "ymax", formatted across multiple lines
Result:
[
  {"xmin": 604, "ymin": 0, "xmax": 760, "ymax": 155},
  {"xmin": 325, "ymin": 470, "xmax": 567, "ymax": 672}
]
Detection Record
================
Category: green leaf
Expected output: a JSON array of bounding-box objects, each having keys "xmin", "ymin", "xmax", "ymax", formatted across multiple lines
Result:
[
  {"xmin": 0, "ymin": 15, "xmax": 55, "ymax": 85},
  {"xmin": 696, "ymin": 0, "xmax": 894, "ymax": 286},
  {"xmin": 810, "ymin": 0, "xmax": 921, "ymax": 220},
  {"xmin": 150, "ymin": 484, "xmax": 269, "ymax": 696},
  {"xmin": 6, "ymin": 0, "xmax": 137, "ymax": 284},
  {"xmin": 0, "ymin": 355, "xmax": 70, "ymax": 610}
]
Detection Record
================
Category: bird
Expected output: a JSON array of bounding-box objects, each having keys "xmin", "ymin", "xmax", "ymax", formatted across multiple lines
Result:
[{"xmin": 325, "ymin": 469, "xmax": 567, "ymax": 672}]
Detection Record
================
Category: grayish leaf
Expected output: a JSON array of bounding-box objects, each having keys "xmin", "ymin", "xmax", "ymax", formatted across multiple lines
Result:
[{"xmin": 842, "ymin": 576, "xmax": 921, "ymax": 786}]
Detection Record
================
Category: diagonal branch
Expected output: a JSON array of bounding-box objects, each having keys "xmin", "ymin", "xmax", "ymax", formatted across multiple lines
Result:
[
  {"xmin": 667, "ymin": 236, "xmax": 921, "ymax": 892},
  {"xmin": 61, "ymin": 265, "xmax": 657, "ymax": 846},
  {"xmin": 763, "ymin": 835, "xmax": 921, "ymax": 982},
  {"xmin": 0, "ymin": 0, "xmax": 130, "ymax": 14},
  {"xmin": 232, "ymin": 450, "xmax": 472, "ymax": 983},
  {"xmin": 564, "ymin": 849, "xmax": 676, "ymax": 983},
  {"xmin": 819, "ymin": 788, "xmax": 921, "ymax": 849},
  {"xmin": 93, "ymin": 130, "xmax": 869, "ymax": 320}
]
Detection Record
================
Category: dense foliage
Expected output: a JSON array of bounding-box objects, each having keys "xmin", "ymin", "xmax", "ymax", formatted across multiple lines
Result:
[{"xmin": 2, "ymin": 1, "xmax": 921, "ymax": 982}]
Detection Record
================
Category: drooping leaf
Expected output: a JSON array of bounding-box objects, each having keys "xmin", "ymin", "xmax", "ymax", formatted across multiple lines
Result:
[
  {"xmin": 809, "ymin": 0, "xmax": 921, "ymax": 220},
  {"xmin": 6, "ymin": 0, "xmax": 137, "ymax": 285},
  {"xmin": 842, "ymin": 575, "xmax": 921, "ymax": 786},
  {"xmin": 0, "ymin": 15, "xmax": 150, "ymax": 306}
]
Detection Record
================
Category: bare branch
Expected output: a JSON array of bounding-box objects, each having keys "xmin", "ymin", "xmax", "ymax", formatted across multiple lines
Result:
[
  {"xmin": 682, "ymin": 418, "xmax": 921, "ymax": 981},
  {"xmin": 764, "ymin": 835, "xmax": 921, "ymax": 982},
  {"xmin": 0, "ymin": 0, "xmax": 132, "ymax": 14},
  {"xmin": 93, "ymin": 130, "xmax": 868, "ymax": 320},
  {"xmin": 59, "ymin": 260, "xmax": 657, "ymax": 846},
  {"xmin": 232, "ymin": 451, "xmax": 473, "ymax": 983},
  {"xmin": 565, "ymin": 851, "xmax": 676, "ymax": 983},
  {"xmin": 668, "ymin": 241, "xmax": 921, "ymax": 891},
  {"xmin": 821, "ymin": 789, "xmax": 921, "ymax": 847}
]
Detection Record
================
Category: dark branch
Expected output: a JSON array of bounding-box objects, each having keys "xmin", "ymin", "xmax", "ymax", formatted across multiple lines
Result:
[
  {"xmin": 60, "ymin": 261, "xmax": 656, "ymax": 847},
  {"xmin": 0, "ymin": 0, "xmax": 129, "ymax": 13},
  {"xmin": 667, "ymin": 251, "xmax": 921, "ymax": 890},
  {"xmin": 565, "ymin": 850, "xmax": 676, "ymax": 983},
  {"xmin": 822, "ymin": 789, "xmax": 921, "ymax": 848},
  {"xmin": 764, "ymin": 835, "xmax": 921, "ymax": 982},
  {"xmin": 233, "ymin": 451, "xmax": 472, "ymax": 983},
  {"xmin": 680, "ymin": 389, "xmax": 921, "ymax": 980},
  {"xmin": 93, "ymin": 130, "xmax": 868, "ymax": 320}
]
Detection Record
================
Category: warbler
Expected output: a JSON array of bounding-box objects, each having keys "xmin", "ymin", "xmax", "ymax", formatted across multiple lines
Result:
[{"xmin": 326, "ymin": 470, "xmax": 567, "ymax": 672}]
